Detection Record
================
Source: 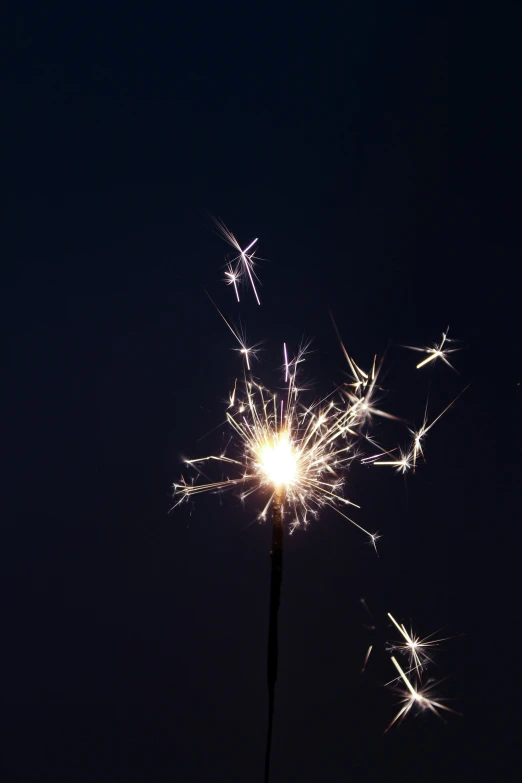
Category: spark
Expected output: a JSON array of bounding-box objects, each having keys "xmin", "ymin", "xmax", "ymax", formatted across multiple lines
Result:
[
  {"xmin": 385, "ymin": 657, "xmax": 458, "ymax": 731},
  {"xmin": 204, "ymin": 290, "xmax": 263, "ymax": 370},
  {"xmin": 359, "ymin": 597, "xmax": 375, "ymax": 626},
  {"xmin": 213, "ymin": 217, "xmax": 261, "ymax": 304},
  {"xmin": 403, "ymin": 327, "xmax": 461, "ymax": 372},
  {"xmin": 283, "ymin": 342, "xmax": 289, "ymax": 383},
  {"xmin": 228, "ymin": 378, "xmax": 237, "ymax": 409},
  {"xmin": 369, "ymin": 385, "xmax": 468, "ymax": 474},
  {"xmin": 372, "ymin": 449, "xmax": 413, "ymax": 474},
  {"xmin": 408, "ymin": 386, "xmax": 469, "ymax": 471},
  {"xmin": 331, "ymin": 313, "xmax": 401, "ymax": 427},
  {"xmin": 361, "ymin": 645, "xmax": 373, "ymax": 673},
  {"xmin": 387, "ymin": 613, "xmax": 452, "ymax": 680},
  {"xmin": 224, "ymin": 262, "xmax": 241, "ymax": 302}
]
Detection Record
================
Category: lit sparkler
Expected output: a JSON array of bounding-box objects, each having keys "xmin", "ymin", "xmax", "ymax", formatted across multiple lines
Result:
[
  {"xmin": 178, "ymin": 232, "xmax": 466, "ymax": 758},
  {"xmin": 213, "ymin": 217, "xmax": 261, "ymax": 305}
]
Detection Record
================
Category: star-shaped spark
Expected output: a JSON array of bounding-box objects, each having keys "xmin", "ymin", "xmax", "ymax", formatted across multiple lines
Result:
[
  {"xmin": 387, "ymin": 613, "xmax": 453, "ymax": 680},
  {"xmin": 205, "ymin": 291, "xmax": 263, "ymax": 370},
  {"xmin": 408, "ymin": 385, "xmax": 469, "ymax": 471},
  {"xmin": 385, "ymin": 657, "xmax": 458, "ymax": 731},
  {"xmin": 371, "ymin": 448, "xmax": 413, "ymax": 474},
  {"xmin": 224, "ymin": 262, "xmax": 241, "ymax": 302},
  {"xmin": 403, "ymin": 327, "xmax": 461, "ymax": 371}
]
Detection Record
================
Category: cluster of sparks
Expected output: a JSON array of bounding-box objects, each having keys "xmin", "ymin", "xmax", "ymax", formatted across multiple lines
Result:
[
  {"xmin": 176, "ymin": 221, "xmax": 464, "ymax": 731},
  {"xmin": 213, "ymin": 217, "xmax": 261, "ymax": 305},
  {"xmin": 384, "ymin": 613, "xmax": 458, "ymax": 730},
  {"xmin": 366, "ymin": 385, "xmax": 468, "ymax": 475},
  {"xmin": 174, "ymin": 318, "xmax": 463, "ymax": 550},
  {"xmin": 360, "ymin": 608, "xmax": 458, "ymax": 730},
  {"xmin": 174, "ymin": 338, "xmax": 380, "ymax": 542}
]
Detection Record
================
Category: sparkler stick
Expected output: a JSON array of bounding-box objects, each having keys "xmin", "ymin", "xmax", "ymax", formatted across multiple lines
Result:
[{"xmin": 264, "ymin": 487, "xmax": 285, "ymax": 783}]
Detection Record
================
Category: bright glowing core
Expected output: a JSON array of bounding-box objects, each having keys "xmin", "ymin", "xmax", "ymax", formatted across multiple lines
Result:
[{"xmin": 259, "ymin": 433, "xmax": 297, "ymax": 486}]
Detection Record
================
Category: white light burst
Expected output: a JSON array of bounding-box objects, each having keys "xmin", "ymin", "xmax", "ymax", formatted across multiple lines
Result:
[{"xmin": 174, "ymin": 339, "xmax": 382, "ymax": 543}]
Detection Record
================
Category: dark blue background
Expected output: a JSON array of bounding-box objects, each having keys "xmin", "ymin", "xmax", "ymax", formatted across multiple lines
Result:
[{"xmin": 2, "ymin": 4, "xmax": 520, "ymax": 781}]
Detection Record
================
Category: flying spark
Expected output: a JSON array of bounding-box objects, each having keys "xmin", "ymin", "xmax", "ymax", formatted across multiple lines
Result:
[
  {"xmin": 407, "ymin": 386, "xmax": 469, "ymax": 471},
  {"xmin": 387, "ymin": 613, "xmax": 452, "ymax": 680},
  {"xmin": 372, "ymin": 449, "xmax": 413, "ymax": 474},
  {"xmin": 385, "ymin": 657, "xmax": 458, "ymax": 731},
  {"xmin": 213, "ymin": 217, "xmax": 261, "ymax": 305},
  {"xmin": 403, "ymin": 327, "xmax": 462, "ymax": 371},
  {"xmin": 224, "ymin": 262, "xmax": 241, "ymax": 302},
  {"xmin": 370, "ymin": 386, "xmax": 468, "ymax": 473},
  {"xmin": 361, "ymin": 645, "xmax": 373, "ymax": 673},
  {"xmin": 204, "ymin": 291, "xmax": 263, "ymax": 371}
]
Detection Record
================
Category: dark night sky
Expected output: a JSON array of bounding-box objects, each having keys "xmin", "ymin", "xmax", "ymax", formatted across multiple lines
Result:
[{"xmin": 2, "ymin": 5, "xmax": 520, "ymax": 782}]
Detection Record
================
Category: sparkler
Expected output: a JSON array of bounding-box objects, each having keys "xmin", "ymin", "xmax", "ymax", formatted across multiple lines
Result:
[
  {"xmin": 174, "ymin": 327, "xmax": 384, "ymax": 783},
  {"xmin": 174, "ymin": 317, "xmax": 383, "ymax": 780}
]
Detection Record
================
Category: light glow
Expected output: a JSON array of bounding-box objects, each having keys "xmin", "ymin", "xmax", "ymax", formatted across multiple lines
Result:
[
  {"xmin": 174, "ymin": 339, "xmax": 377, "ymax": 540},
  {"xmin": 259, "ymin": 432, "xmax": 297, "ymax": 487}
]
